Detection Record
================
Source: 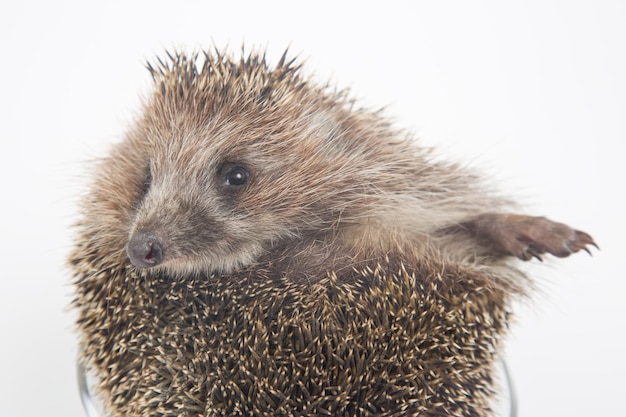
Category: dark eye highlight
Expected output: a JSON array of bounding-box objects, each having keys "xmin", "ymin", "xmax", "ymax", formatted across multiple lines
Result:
[{"xmin": 224, "ymin": 165, "xmax": 249, "ymax": 187}]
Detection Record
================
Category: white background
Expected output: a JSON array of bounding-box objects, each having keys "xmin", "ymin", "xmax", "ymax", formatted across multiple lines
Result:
[{"xmin": 0, "ymin": 1, "xmax": 623, "ymax": 416}]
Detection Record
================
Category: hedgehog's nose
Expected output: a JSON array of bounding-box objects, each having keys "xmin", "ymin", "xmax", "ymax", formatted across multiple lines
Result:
[{"xmin": 127, "ymin": 232, "xmax": 164, "ymax": 268}]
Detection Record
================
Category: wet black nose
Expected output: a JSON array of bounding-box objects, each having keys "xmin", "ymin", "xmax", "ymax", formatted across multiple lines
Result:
[{"xmin": 127, "ymin": 232, "xmax": 164, "ymax": 268}]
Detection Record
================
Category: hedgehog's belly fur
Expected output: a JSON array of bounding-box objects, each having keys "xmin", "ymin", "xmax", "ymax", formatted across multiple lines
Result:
[{"xmin": 76, "ymin": 256, "xmax": 510, "ymax": 417}]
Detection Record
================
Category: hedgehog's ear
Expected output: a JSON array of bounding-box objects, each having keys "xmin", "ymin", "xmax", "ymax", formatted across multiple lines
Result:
[{"xmin": 301, "ymin": 109, "xmax": 342, "ymax": 146}]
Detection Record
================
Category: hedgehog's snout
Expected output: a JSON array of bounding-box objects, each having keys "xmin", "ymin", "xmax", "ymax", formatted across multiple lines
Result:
[{"xmin": 127, "ymin": 232, "xmax": 164, "ymax": 268}]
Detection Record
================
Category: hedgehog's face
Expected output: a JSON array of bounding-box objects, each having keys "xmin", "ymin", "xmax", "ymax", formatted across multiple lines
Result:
[
  {"xmin": 126, "ymin": 157, "xmax": 261, "ymax": 275},
  {"xmin": 123, "ymin": 104, "xmax": 362, "ymax": 277}
]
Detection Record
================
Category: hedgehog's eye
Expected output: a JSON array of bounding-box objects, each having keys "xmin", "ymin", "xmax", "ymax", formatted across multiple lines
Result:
[{"xmin": 223, "ymin": 165, "xmax": 249, "ymax": 187}]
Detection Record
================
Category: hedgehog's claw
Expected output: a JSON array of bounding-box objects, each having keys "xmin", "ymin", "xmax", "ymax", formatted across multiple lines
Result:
[
  {"xmin": 568, "ymin": 230, "xmax": 598, "ymax": 256},
  {"xmin": 526, "ymin": 248, "xmax": 543, "ymax": 262}
]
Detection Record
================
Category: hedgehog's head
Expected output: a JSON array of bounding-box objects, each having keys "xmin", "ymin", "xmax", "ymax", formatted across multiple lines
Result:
[{"xmin": 96, "ymin": 50, "xmax": 411, "ymax": 277}]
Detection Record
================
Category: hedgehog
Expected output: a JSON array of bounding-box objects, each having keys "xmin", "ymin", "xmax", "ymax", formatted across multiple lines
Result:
[{"xmin": 70, "ymin": 48, "xmax": 595, "ymax": 417}]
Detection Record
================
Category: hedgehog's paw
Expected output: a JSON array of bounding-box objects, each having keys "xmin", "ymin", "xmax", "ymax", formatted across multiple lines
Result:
[{"xmin": 469, "ymin": 213, "xmax": 597, "ymax": 261}]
